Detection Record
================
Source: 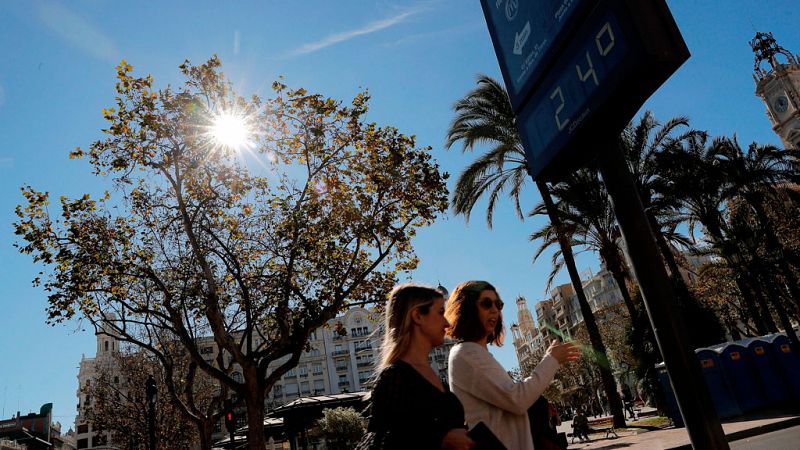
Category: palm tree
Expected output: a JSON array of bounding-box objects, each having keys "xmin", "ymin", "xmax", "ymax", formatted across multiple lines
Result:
[
  {"xmin": 530, "ymin": 169, "xmax": 638, "ymax": 322},
  {"xmin": 620, "ymin": 112, "xmax": 725, "ymax": 347},
  {"xmin": 657, "ymin": 133, "xmax": 771, "ymax": 335},
  {"xmin": 446, "ymin": 74, "xmax": 627, "ymax": 427},
  {"xmin": 714, "ymin": 137, "xmax": 800, "ymax": 306},
  {"xmin": 529, "ymin": 168, "xmax": 669, "ymax": 414},
  {"xmin": 714, "ymin": 137, "xmax": 800, "ymax": 349}
]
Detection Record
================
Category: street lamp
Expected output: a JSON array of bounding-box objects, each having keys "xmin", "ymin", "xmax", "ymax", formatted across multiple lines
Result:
[{"xmin": 145, "ymin": 375, "xmax": 157, "ymax": 450}]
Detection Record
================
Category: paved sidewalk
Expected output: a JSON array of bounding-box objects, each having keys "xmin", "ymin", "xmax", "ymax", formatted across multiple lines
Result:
[{"xmin": 557, "ymin": 409, "xmax": 800, "ymax": 449}]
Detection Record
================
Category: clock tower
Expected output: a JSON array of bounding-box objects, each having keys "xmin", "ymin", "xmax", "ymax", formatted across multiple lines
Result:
[{"xmin": 751, "ymin": 31, "xmax": 800, "ymax": 149}]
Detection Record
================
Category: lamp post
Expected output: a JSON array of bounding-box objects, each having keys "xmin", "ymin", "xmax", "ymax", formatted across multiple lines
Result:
[{"xmin": 145, "ymin": 375, "xmax": 157, "ymax": 450}]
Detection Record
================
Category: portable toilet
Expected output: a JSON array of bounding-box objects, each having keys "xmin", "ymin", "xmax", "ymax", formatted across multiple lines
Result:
[
  {"xmin": 655, "ymin": 362, "xmax": 684, "ymax": 427},
  {"xmin": 766, "ymin": 334, "xmax": 800, "ymax": 401},
  {"xmin": 745, "ymin": 336, "xmax": 786, "ymax": 406},
  {"xmin": 695, "ymin": 348, "xmax": 742, "ymax": 418},
  {"xmin": 717, "ymin": 342, "xmax": 768, "ymax": 412}
]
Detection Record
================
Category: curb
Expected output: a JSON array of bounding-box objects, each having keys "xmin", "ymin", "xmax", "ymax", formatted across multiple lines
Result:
[{"xmin": 665, "ymin": 416, "xmax": 800, "ymax": 449}]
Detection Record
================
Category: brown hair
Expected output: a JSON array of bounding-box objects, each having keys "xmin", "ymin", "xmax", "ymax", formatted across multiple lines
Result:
[
  {"xmin": 445, "ymin": 280, "xmax": 504, "ymax": 346},
  {"xmin": 378, "ymin": 284, "xmax": 445, "ymax": 370}
]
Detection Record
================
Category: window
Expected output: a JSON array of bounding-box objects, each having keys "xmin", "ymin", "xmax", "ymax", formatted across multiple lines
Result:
[
  {"xmin": 104, "ymin": 341, "xmax": 109, "ymax": 351},
  {"xmin": 200, "ymin": 346, "xmax": 214, "ymax": 355},
  {"xmin": 314, "ymin": 379, "xmax": 325, "ymax": 392},
  {"xmin": 300, "ymin": 381, "xmax": 310, "ymax": 394},
  {"xmin": 285, "ymin": 368, "xmax": 296, "ymax": 377},
  {"xmin": 77, "ymin": 438, "xmax": 88, "ymax": 449},
  {"xmin": 298, "ymin": 366, "xmax": 308, "ymax": 377},
  {"xmin": 77, "ymin": 424, "xmax": 88, "ymax": 434},
  {"xmin": 113, "ymin": 376, "xmax": 119, "ymax": 384},
  {"xmin": 232, "ymin": 372, "xmax": 244, "ymax": 383},
  {"xmin": 285, "ymin": 383, "xmax": 298, "ymax": 394},
  {"xmin": 312, "ymin": 363, "xmax": 323, "ymax": 374}
]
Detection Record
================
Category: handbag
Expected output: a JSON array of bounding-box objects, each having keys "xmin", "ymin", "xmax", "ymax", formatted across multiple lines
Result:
[{"xmin": 467, "ymin": 422, "xmax": 507, "ymax": 450}]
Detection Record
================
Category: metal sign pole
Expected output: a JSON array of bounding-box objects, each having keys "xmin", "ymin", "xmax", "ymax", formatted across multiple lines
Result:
[{"xmin": 597, "ymin": 140, "xmax": 729, "ymax": 449}]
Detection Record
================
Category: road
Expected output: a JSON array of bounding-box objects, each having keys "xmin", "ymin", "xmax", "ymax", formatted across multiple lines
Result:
[{"xmin": 730, "ymin": 425, "xmax": 800, "ymax": 450}]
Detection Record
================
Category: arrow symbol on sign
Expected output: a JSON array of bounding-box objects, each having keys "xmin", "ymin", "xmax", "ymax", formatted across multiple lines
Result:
[{"xmin": 513, "ymin": 21, "xmax": 530, "ymax": 55}]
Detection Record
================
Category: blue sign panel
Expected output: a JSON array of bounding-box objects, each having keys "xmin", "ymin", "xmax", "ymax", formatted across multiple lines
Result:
[{"xmin": 480, "ymin": 0, "xmax": 596, "ymax": 111}]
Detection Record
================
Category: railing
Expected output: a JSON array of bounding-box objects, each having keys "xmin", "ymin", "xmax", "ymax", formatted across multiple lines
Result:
[
  {"xmin": 338, "ymin": 381, "xmax": 350, "ymax": 388},
  {"xmin": 332, "ymin": 349, "xmax": 350, "ymax": 356},
  {"xmin": 357, "ymin": 361, "xmax": 373, "ymax": 368},
  {"xmin": 335, "ymin": 365, "xmax": 348, "ymax": 372}
]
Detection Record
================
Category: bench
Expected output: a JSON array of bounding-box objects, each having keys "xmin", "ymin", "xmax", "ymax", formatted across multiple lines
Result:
[{"xmin": 569, "ymin": 418, "xmax": 618, "ymax": 443}]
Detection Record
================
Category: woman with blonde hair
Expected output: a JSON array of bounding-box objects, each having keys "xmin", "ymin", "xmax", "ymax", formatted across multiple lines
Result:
[
  {"xmin": 357, "ymin": 284, "xmax": 475, "ymax": 450},
  {"xmin": 445, "ymin": 280, "xmax": 580, "ymax": 450}
]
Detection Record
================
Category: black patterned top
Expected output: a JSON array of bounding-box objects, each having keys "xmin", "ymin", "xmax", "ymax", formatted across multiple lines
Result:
[{"xmin": 360, "ymin": 359, "xmax": 466, "ymax": 449}]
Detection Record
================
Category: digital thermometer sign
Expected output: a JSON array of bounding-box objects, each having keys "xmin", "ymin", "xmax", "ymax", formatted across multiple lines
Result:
[{"xmin": 481, "ymin": 0, "xmax": 689, "ymax": 180}]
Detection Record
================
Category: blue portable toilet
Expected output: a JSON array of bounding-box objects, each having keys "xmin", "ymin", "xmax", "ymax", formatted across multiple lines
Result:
[
  {"xmin": 766, "ymin": 334, "xmax": 800, "ymax": 401},
  {"xmin": 716, "ymin": 342, "xmax": 767, "ymax": 412},
  {"xmin": 655, "ymin": 362, "xmax": 684, "ymax": 427},
  {"xmin": 695, "ymin": 348, "xmax": 743, "ymax": 418},
  {"xmin": 745, "ymin": 337, "xmax": 786, "ymax": 406}
]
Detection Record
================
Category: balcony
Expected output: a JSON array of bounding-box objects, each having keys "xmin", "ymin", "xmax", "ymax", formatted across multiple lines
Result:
[
  {"xmin": 354, "ymin": 344, "xmax": 373, "ymax": 353},
  {"xmin": 356, "ymin": 361, "xmax": 373, "ymax": 368},
  {"xmin": 335, "ymin": 365, "xmax": 348, "ymax": 372},
  {"xmin": 338, "ymin": 381, "xmax": 350, "ymax": 388},
  {"xmin": 332, "ymin": 349, "xmax": 350, "ymax": 356}
]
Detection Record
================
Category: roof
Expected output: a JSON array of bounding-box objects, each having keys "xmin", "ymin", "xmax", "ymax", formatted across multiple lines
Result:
[{"xmin": 270, "ymin": 391, "xmax": 368, "ymax": 415}]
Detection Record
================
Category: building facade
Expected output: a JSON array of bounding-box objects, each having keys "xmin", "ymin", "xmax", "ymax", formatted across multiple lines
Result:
[
  {"xmin": 511, "ymin": 267, "xmax": 625, "ymax": 369},
  {"xmin": 75, "ymin": 322, "xmax": 119, "ymax": 450}
]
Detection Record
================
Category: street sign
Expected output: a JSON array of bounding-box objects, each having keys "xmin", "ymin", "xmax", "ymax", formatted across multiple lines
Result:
[
  {"xmin": 480, "ymin": 0, "xmax": 598, "ymax": 112},
  {"xmin": 481, "ymin": 0, "xmax": 689, "ymax": 180}
]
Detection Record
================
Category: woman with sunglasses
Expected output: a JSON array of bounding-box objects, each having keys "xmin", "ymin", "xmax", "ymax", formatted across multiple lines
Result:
[
  {"xmin": 358, "ymin": 284, "xmax": 475, "ymax": 450},
  {"xmin": 445, "ymin": 281, "xmax": 580, "ymax": 450}
]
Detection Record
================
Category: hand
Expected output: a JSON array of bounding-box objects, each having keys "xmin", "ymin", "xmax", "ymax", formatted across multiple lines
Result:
[
  {"xmin": 441, "ymin": 428, "xmax": 475, "ymax": 450},
  {"xmin": 546, "ymin": 339, "xmax": 581, "ymax": 364}
]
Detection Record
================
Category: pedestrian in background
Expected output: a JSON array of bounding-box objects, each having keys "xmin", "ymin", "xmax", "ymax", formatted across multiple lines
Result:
[
  {"xmin": 445, "ymin": 280, "xmax": 581, "ymax": 450},
  {"xmin": 572, "ymin": 408, "xmax": 590, "ymax": 442},
  {"xmin": 357, "ymin": 284, "xmax": 475, "ymax": 450}
]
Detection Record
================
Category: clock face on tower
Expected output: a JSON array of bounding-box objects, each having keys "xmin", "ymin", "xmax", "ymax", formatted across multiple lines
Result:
[{"xmin": 773, "ymin": 95, "xmax": 789, "ymax": 114}]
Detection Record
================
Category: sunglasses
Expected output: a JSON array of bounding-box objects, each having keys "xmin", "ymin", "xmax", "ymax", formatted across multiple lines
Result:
[{"xmin": 478, "ymin": 298, "xmax": 504, "ymax": 310}]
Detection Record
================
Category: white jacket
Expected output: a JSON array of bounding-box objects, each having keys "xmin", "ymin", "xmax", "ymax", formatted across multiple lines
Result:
[{"xmin": 448, "ymin": 342, "xmax": 560, "ymax": 450}]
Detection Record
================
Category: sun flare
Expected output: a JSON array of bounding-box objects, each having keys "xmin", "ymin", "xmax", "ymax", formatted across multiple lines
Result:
[{"xmin": 210, "ymin": 112, "xmax": 251, "ymax": 150}]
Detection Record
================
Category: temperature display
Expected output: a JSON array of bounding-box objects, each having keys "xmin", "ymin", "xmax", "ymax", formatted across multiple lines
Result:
[{"xmin": 517, "ymin": 9, "xmax": 632, "ymax": 178}]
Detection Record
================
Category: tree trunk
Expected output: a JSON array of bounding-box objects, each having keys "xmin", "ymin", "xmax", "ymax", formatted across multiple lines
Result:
[
  {"xmin": 734, "ymin": 275, "xmax": 768, "ymax": 335},
  {"xmin": 245, "ymin": 386, "xmax": 267, "ymax": 449},
  {"xmin": 749, "ymin": 271, "xmax": 778, "ymax": 333},
  {"xmin": 197, "ymin": 420, "xmax": 213, "ymax": 450},
  {"xmin": 725, "ymin": 320, "xmax": 742, "ymax": 341},
  {"xmin": 537, "ymin": 181, "xmax": 626, "ymax": 428},
  {"xmin": 770, "ymin": 288, "xmax": 800, "ymax": 354},
  {"xmin": 602, "ymin": 250, "xmax": 639, "ymax": 322}
]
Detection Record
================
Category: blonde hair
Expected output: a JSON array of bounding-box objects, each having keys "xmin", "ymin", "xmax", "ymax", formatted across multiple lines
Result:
[{"xmin": 379, "ymin": 284, "xmax": 444, "ymax": 370}]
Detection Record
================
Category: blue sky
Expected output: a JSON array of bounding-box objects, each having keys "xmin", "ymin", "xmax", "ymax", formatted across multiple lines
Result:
[{"xmin": 0, "ymin": 0, "xmax": 797, "ymax": 427}]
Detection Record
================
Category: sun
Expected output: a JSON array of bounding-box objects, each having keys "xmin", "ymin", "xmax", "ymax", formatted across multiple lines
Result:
[{"xmin": 210, "ymin": 112, "xmax": 251, "ymax": 150}]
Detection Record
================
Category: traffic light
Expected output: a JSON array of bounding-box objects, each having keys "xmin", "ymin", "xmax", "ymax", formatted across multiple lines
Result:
[{"xmin": 224, "ymin": 408, "xmax": 236, "ymax": 434}]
